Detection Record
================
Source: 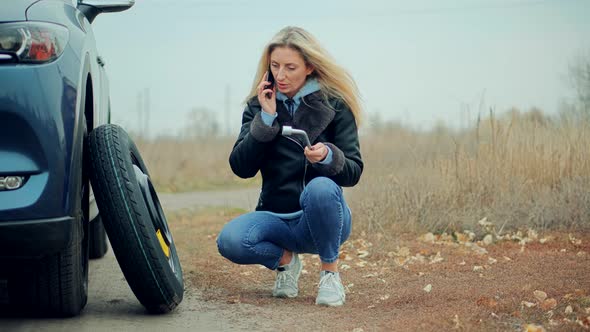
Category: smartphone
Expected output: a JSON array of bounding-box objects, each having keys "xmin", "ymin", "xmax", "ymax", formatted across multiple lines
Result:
[{"xmin": 265, "ymin": 66, "xmax": 275, "ymax": 98}]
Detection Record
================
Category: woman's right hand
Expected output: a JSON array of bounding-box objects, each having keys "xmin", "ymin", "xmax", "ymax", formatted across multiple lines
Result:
[{"xmin": 257, "ymin": 71, "xmax": 276, "ymax": 115}]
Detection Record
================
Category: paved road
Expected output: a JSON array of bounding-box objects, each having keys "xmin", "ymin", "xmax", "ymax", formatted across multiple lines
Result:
[
  {"xmin": 159, "ymin": 187, "xmax": 259, "ymax": 212},
  {"xmin": 0, "ymin": 188, "xmax": 262, "ymax": 332}
]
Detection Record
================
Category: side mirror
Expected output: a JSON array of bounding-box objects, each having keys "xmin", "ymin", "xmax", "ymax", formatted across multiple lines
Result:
[{"xmin": 77, "ymin": 0, "xmax": 135, "ymax": 23}]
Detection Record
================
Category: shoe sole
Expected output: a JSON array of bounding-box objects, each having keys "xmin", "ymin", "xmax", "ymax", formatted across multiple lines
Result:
[
  {"xmin": 315, "ymin": 299, "xmax": 345, "ymax": 307},
  {"xmin": 272, "ymin": 291, "xmax": 298, "ymax": 298}
]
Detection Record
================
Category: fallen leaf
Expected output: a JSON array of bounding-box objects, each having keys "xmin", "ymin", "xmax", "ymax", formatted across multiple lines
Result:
[
  {"xmin": 367, "ymin": 305, "xmax": 375, "ymax": 309},
  {"xmin": 452, "ymin": 314, "xmax": 461, "ymax": 329},
  {"xmin": 356, "ymin": 261, "xmax": 367, "ymax": 268},
  {"xmin": 227, "ymin": 296, "xmax": 241, "ymax": 304},
  {"xmin": 577, "ymin": 251, "xmax": 587, "ymax": 258},
  {"xmin": 239, "ymin": 271, "xmax": 252, "ymax": 276},
  {"xmin": 394, "ymin": 257, "xmax": 408, "ymax": 266},
  {"xmin": 541, "ymin": 298, "xmax": 557, "ymax": 310},
  {"xmin": 429, "ymin": 252, "xmax": 444, "ymax": 264},
  {"xmin": 352, "ymin": 328, "xmax": 364, "ymax": 332},
  {"xmin": 527, "ymin": 229, "xmax": 539, "ymax": 241},
  {"xmin": 569, "ymin": 234, "xmax": 582, "ymax": 246},
  {"xmin": 340, "ymin": 264, "xmax": 351, "ymax": 271},
  {"xmin": 525, "ymin": 324, "xmax": 546, "ymax": 332},
  {"xmin": 419, "ymin": 249, "xmax": 431, "ymax": 256},
  {"xmin": 473, "ymin": 266, "xmax": 484, "ymax": 272},
  {"xmin": 477, "ymin": 296, "xmax": 498, "ymax": 309},
  {"xmin": 454, "ymin": 232, "xmax": 469, "ymax": 243},
  {"xmin": 357, "ymin": 250, "xmax": 370, "ymax": 259},
  {"xmin": 417, "ymin": 272, "xmax": 425, "ymax": 277},
  {"xmin": 363, "ymin": 273, "xmax": 378, "ymax": 278},
  {"xmin": 465, "ymin": 242, "xmax": 488, "ymax": 255},
  {"xmin": 459, "ymin": 261, "xmax": 466, "ymax": 266},
  {"xmin": 488, "ymin": 257, "xmax": 498, "ymax": 265},
  {"xmin": 302, "ymin": 269, "xmax": 309, "ymax": 275},
  {"xmin": 522, "ymin": 301, "xmax": 537, "ymax": 308},
  {"xmin": 539, "ymin": 235, "xmax": 553, "ymax": 244},
  {"xmin": 534, "ymin": 290, "xmax": 548, "ymax": 302},
  {"xmin": 478, "ymin": 217, "xmax": 492, "ymax": 227},
  {"xmin": 420, "ymin": 232, "xmax": 435, "ymax": 243},
  {"xmin": 424, "ymin": 284, "xmax": 432, "ymax": 292},
  {"xmin": 503, "ymin": 256, "xmax": 512, "ymax": 261},
  {"xmin": 560, "ymin": 249, "xmax": 567, "ymax": 252},
  {"xmin": 483, "ymin": 234, "xmax": 494, "ymax": 245},
  {"xmin": 379, "ymin": 294, "xmax": 390, "ymax": 301},
  {"xmin": 565, "ymin": 305, "xmax": 573, "ymax": 314}
]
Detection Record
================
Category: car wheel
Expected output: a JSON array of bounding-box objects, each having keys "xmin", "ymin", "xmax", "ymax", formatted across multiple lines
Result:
[
  {"xmin": 4, "ymin": 128, "xmax": 89, "ymax": 317},
  {"xmin": 37, "ymin": 226, "xmax": 88, "ymax": 316},
  {"xmin": 89, "ymin": 215, "xmax": 108, "ymax": 259},
  {"xmin": 87, "ymin": 124, "xmax": 183, "ymax": 313}
]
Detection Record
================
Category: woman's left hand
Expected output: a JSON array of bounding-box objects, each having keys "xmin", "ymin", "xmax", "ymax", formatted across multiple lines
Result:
[{"xmin": 304, "ymin": 143, "xmax": 328, "ymax": 164}]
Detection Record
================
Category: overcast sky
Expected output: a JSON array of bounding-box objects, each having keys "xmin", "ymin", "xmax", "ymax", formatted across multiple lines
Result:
[{"xmin": 91, "ymin": 0, "xmax": 590, "ymax": 137}]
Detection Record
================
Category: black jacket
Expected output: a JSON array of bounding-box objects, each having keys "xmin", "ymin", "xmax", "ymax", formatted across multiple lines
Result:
[{"xmin": 229, "ymin": 90, "xmax": 363, "ymax": 213}]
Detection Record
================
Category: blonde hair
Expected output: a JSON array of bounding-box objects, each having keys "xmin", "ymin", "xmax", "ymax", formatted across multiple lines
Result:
[{"xmin": 246, "ymin": 26, "xmax": 363, "ymax": 126}]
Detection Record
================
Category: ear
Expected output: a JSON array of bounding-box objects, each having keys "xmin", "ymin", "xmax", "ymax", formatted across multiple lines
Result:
[{"xmin": 305, "ymin": 64, "xmax": 315, "ymax": 76}]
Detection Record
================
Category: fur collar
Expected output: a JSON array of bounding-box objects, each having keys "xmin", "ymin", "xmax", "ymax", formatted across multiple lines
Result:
[{"xmin": 249, "ymin": 90, "xmax": 335, "ymax": 144}]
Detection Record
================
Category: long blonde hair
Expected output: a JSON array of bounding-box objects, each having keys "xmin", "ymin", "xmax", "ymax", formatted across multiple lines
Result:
[{"xmin": 246, "ymin": 26, "xmax": 363, "ymax": 126}]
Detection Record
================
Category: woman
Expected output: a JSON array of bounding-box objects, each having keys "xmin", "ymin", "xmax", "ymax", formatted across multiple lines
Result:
[{"xmin": 217, "ymin": 26, "xmax": 363, "ymax": 307}]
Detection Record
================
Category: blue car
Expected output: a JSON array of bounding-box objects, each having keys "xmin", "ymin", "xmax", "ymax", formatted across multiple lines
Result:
[{"xmin": 0, "ymin": 0, "xmax": 134, "ymax": 316}]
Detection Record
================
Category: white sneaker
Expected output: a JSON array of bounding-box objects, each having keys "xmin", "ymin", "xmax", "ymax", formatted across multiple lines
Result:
[
  {"xmin": 315, "ymin": 271, "xmax": 345, "ymax": 306},
  {"xmin": 272, "ymin": 253, "xmax": 302, "ymax": 298}
]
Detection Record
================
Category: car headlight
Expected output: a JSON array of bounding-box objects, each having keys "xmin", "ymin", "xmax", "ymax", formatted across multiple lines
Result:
[{"xmin": 0, "ymin": 22, "xmax": 69, "ymax": 64}]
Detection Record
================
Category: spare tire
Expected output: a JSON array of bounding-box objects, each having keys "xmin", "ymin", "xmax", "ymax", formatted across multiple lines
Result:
[{"xmin": 87, "ymin": 124, "xmax": 183, "ymax": 313}]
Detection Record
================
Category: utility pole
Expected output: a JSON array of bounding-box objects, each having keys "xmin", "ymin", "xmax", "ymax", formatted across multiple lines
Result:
[
  {"xmin": 144, "ymin": 87, "xmax": 150, "ymax": 139},
  {"xmin": 136, "ymin": 90, "xmax": 143, "ymax": 138},
  {"xmin": 225, "ymin": 84, "xmax": 231, "ymax": 137}
]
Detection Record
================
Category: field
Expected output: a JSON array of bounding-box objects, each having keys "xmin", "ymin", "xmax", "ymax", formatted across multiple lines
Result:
[{"xmin": 139, "ymin": 110, "xmax": 590, "ymax": 331}]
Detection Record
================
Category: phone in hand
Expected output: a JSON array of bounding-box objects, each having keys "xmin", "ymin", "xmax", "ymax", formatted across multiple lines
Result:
[{"xmin": 265, "ymin": 66, "xmax": 275, "ymax": 98}]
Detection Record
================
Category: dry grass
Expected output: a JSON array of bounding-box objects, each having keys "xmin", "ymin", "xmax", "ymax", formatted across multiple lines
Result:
[
  {"xmin": 349, "ymin": 111, "xmax": 590, "ymax": 235},
  {"xmin": 134, "ymin": 137, "xmax": 260, "ymax": 192},
  {"xmin": 137, "ymin": 109, "xmax": 590, "ymax": 232}
]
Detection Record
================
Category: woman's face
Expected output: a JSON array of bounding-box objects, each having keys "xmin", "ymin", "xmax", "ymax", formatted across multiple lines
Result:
[{"xmin": 269, "ymin": 46, "xmax": 314, "ymax": 98}]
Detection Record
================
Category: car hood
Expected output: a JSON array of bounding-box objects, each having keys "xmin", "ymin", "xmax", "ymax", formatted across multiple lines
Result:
[{"xmin": 0, "ymin": 0, "xmax": 38, "ymax": 22}]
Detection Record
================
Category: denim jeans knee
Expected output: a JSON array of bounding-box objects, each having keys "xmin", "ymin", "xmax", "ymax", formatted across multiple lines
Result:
[
  {"xmin": 299, "ymin": 177, "xmax": 351, "ymax": 263},
  {"xmin": 216, "ymin": 223, "xmax": 245, "ymax": 264}
]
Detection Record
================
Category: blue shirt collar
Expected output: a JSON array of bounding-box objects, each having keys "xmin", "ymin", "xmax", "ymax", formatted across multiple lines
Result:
[{"xmin": 276, "ymin": 78, "xmax": 320, "ymax": 113}]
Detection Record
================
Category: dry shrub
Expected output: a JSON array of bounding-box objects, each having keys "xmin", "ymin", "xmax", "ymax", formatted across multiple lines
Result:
[
  {"xmin": 134, "ymin": 109, "xmax": 590, "ymax": 233},
  {"xmin": 349, "ymin": 111, "xmax": 590, "ymax": 235}
]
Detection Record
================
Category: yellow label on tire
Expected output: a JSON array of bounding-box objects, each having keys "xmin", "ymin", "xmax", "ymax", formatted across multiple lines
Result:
[{"xmin": 156, "ymin": 229, "xmax": 170, "ymax": 258}]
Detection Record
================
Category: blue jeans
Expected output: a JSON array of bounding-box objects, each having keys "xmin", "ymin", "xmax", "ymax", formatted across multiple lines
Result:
[{"xmin": 217, "ymin": 177, "xmax": 352, "ymax": 270}]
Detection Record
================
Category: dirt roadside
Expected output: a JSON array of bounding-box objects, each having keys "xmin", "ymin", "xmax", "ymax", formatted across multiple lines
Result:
[
  {"xmin": 0, "ymin": 188, "xmax": 266, "ymax": 332},
  {"xmin": 1, "ymin": 188, "xmax": 589, "ymax": 332},
  {"xmin": 172, "ymin": 206, "xmax": 590, "ymax": 332}
]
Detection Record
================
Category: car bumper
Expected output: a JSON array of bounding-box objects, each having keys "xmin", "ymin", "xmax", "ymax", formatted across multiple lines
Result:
[
  {"xmin": 0, "ymin": 48, "xmax": 82, "ymax": 222},
  {"xmin": 0, "ymin": 216, "xmax": 75, "ymax": 258}
]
